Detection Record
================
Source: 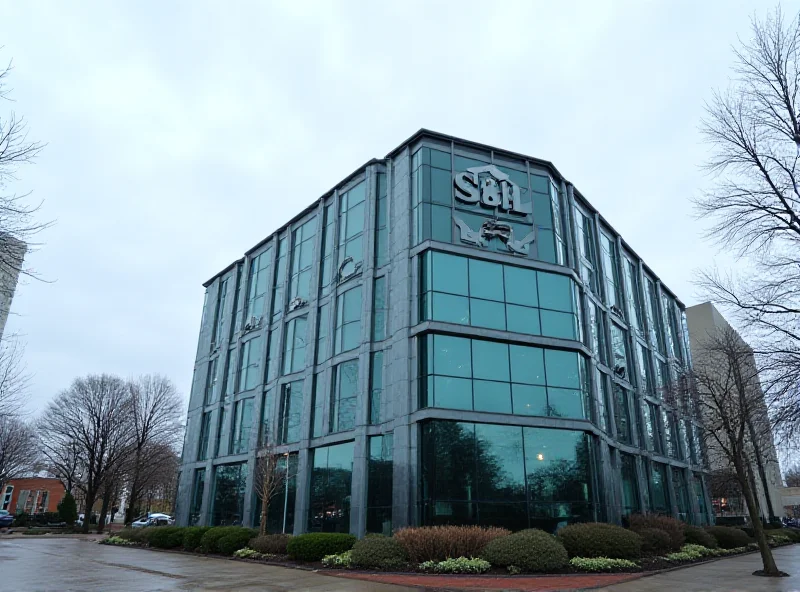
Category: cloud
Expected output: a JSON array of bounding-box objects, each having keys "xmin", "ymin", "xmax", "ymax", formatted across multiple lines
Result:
[{"xmin": 1, "ymin": 0, "xmax": 788, "ymax": 413}]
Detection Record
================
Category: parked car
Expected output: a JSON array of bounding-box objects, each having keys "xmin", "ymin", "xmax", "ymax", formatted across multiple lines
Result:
[
  {"xmin": 130, "ymin": 513, "xmax": 174, "ymax": 528},
  {"xmin": 0, "ymin": 510, "xmax": 13, "ymax": 528}
]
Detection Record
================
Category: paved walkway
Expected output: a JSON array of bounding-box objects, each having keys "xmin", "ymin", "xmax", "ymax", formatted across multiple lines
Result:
[
  {"xmin": 0, "ymin": 537, "xmax": 416, "ymax": 591},
  {"xmin": 597, "ymin": 545, "xmax": 800, "ymax": 591}
]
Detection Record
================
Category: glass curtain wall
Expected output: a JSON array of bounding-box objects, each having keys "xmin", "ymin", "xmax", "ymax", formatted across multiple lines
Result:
[{"xmin": 421, "ymin": 420, "xmax": 593, "ymax": 532}]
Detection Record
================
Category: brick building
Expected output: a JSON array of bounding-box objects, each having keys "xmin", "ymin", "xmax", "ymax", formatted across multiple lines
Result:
[{"xmin": 1, "ymin": 477, "xmax": 66, "ymax": 514}]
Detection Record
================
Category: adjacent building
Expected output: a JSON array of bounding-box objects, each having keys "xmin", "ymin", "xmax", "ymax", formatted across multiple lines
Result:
[
  {"xmin": 685, "ymin": 301, "xmax": 784, "ymax": 522},
  {"xmin": 176, "ymin": 129, "xmax": 712, "ymax": 535},
  {"xmin": 1, "ymin": 477, "xmax": 66, "ymax": 515},
  {"xmin": 0, "ymin": 233, "xmax": 26, "ymax": 339}
]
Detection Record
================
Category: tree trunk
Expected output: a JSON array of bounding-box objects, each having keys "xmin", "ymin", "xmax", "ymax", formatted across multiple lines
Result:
[
  {"xmin": 738, "ymin": 459, "xmax": 780, "ymax": 575},
  {"xmin": 747, "ymin": 418, "xmax": 776, "ymax": 521},
  {"xmin": 98, "ymin": 488, "xmax": 112, "ymax": 533},
  {"xmin": 260, "ymin": 499, "xmax": 269, "ymax": 536},
  {"xmin": 124, "ymin": 449, "xmax": 143, "ymax": 525},
  {"xmin": 82, "ymin": 492, "xmax": 95, "ymax": 534}
]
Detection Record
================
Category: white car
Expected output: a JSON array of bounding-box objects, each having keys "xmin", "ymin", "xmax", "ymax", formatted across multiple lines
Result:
[{"xmin": 130, "ymin": 513, "xmax": 174, "ymax": 528}]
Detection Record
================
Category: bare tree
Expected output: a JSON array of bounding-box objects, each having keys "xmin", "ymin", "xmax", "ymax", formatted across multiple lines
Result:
[
  {"xmin": 696, "ymin": 6, "xmax": 800, "ymax": 446},
  {"xmin": 0, "ymin": 415, "xmax": 35, "ymax": 484},
  {"xmin": 786, "ymin": 465, "xmax": 800, "ymax": 487},
  {"xmin": 0, "ymin": 55, "xmax": 48, "ymax": 288},
  {"xmin": 0, "ymin": 336, "xmax": 29, "ymax": 418},
  {"xmin": 254, "ymin": 438, "xmax": 289, "ymax": 536},
  {"xmin": 39, "ymin": 435, "xmax": 81, "ymax": 493},
  {"xmin": 690, "ymin": 326, "xmax": 786, "ymax": 576},
  {"xmin": 39, "ymin": 375, "xmax": 134, "ymax": 533},
  {"xmin": 137, "ymin": 444, "xmax": 180, "ymax": 515},
  {"xmin": 122, "ymin": 375, "xmax": 183, "ymax": 524}
]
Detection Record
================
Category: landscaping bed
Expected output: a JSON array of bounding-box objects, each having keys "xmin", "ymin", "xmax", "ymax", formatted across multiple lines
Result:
[{"xmin": 100, "ymin": 519, "xmax": 800, "ymax": 577}]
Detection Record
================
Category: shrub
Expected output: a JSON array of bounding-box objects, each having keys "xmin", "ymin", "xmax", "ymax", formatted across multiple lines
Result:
[
  {"xmin": 683, "ymin": 524, "xmax": 717, "ymax": 549},
  {"xmin": 103, "ymin": 536, "xmax": 137, "ymax": 546},
  {"xmin": 768, "ymin": 534, "xmax": 792, "ymax": 545},
  {"xmin": 665, "ymin": 551, "xmax": 696, "ymax": 561},
  {"xmin": 182, "ymin": 527, "xmax": 211, "ymax": 552},
  {"xmin": 706, "ymin": 526, "xmax": 751, "ymax": 549},
  {"xmin": 249, "ymin": 533, "xmax": 291, "ymax": 555},
  {"xmin": 350, "ymin": 536, "xmax": 408, "ymax": 569},
  {"xmin": 627, "ymin": 514, "xmax": 685, "ymax": 551},
  {"xmin": 637, "ymin": 528, "xmax": 672, "ymax": 555},
  {"xmin": 200, "ymin": 526, "xmax": 257, "ymax": 554},
  {"xmin": 217, "ymin": 529, "xmax": 259, "ymax": 556},
  {"xmin": 781, "ymin": 528, "xmax": 800, "ymax": 543},
  {"xmin": 740, "ymin": 526, "xmax": 755, "ymax": 537},
  {"xmin": 287, "ymin": 533, "xmax": 357, "ymax": 562},
  {"xmin": 557, "ymin": 523, "xmax": 642, "ymax": 559},
  {"xmin": 393, "ymin": 525, "xmax": 509, "ymax": 563},
  {"xmin": 147, "ymin": 527, "xmax": 186, "ymax": 549},
  {"xmin": 117, "ymin": 528, "xmax": 149, "ymax": 544},
  {"xmin": 13, "ymin": 512, "xmax": 29, "ymax": 527},
  {"xmin": 234, "ymin": 548, "xmax": 268, "ymax": 560},
  {"xmin": 680, "ymin": 544, "xmax": 715, "ymax": 558},
  {"xmin": 57, "ymin": 492, "xmax": 78, "ymax": 526},
  {"xmin": 321, "ymin": 551, "xmax": 352, "ymax": 568},
  {"xmin": 419, "ymin": 557, "xmax": 491, "ymax": 574},
  {"xmin": 481, "ymin": 529, "xmax": 568, "ymax": 572},
  {"xmin": 569, "ymin": 557, "xmax": 639, "ymax": 572}
]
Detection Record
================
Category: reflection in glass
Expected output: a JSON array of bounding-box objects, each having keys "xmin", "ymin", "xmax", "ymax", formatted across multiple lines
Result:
[
  {"xmin": 421, "ymin": 420, "xmax": 593, "ymax": 532},
  {"xmin": 210, "ymin": 462, "xmax": 248, "ymax": 526},
  {"xmin": 367, "ymin": 435, "xmax": 393, "ymax": 535},
  {"xmin": 309, "ymin": 441, "xmax": 354, "ymax": 533}
]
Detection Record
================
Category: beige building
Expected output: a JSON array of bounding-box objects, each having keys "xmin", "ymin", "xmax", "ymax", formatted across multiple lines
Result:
[
  {"xmin": 0, "ymin": 234, "xmax": 25, "ymax": 339},
  {"xmin": 686, "ymin": 302, "xmax": 784, "ymax": 521}
]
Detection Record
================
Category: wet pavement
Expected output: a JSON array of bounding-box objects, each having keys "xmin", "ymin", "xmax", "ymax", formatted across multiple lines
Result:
[
  {"xmin": 0, "ymin": 537, "xmax": 416, "ymax": 591},
  {"xmin": 598, "ymin": 544, "xmax": 800, "ymax": 592}
]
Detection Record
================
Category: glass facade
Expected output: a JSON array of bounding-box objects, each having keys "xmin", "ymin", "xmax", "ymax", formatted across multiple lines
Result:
[
  {"xmin": 420, "ymin": 334, "xmax": 589, "ymax": 420},
  {"xmin": 210, "ymin": 463, "xmax": 247, "ymax": 526},
  {"xmin": 308, "ymin": 441, "xmax": 354, "ymax": 532},
  {"xmin": 180, "ymin": 130, "xmax": 708, "ymax": 536},
  {"xmin": 422, "ymin": 421, "xmax": 593, "ymax": 531}
]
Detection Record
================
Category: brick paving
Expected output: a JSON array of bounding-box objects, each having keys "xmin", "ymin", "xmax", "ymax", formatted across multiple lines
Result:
[{"xmin": 332, "ymin": 571, "xmax": 643, "ymax": 591}]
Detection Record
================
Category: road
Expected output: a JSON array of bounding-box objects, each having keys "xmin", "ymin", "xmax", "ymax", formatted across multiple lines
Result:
[{"xmin": 0, "ymin": 536, "xmax": 416, "ymax": 592}]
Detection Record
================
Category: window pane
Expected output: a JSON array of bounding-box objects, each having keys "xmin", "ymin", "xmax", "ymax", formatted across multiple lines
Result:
[
  {"xmin": 432, "ymin": 252, "xmax": 468, "ymax": 295},
  {"xmin": 504, "ymin": 266, "xmax": 538, "ymax": 307},
  {"xmin": 469, "ymin": 259, "xmax": 504, "ymax": 302},
  {"xmin": 505, "ymin": 304, "xmax": 540, "ymax": 335},
  {"xmin": 433, "ymin": 335, "xmax": 471, "ymax": 377},
  {"xmin": 433, "ymin": 376, "xmax": 472, "ymax": 410},
  {"xmin": 512, "ymin": 384, "xmax": 547, "ymax": 416},
  {"xmin": 548, "ymin": 387, "xmax": 585, "ymax": 419},
  {"xmin": 470, "ymin": 299, "xmax": 506, "ymax": 330},
  {"xmin": 537, "ymin": 273, "xmax": 573, "ymax": 312},
  {"xmin": 510, "ymin": 345, "xmax": 545, "ymax": 385},
  {"xmin": 472, "ymin": 340, "xmax": 509, "ymax": 382},
  {"xmin": 432, "ymin": 293, "xmax": 470, "ymax": 325},
  {"xmin": 544, "ymin": 349, "xmax": 580, "ymax": 389},
  {"xmin": 473, "ymin": 380, "xmax": 512, "ymax": 413},
  {"xmin": 540, "ymin": 310, "xmax": 575, "ymax": 339},
  {"xmin": 308, "ymin": 441, "xmax": 354, "ymax": 533}
]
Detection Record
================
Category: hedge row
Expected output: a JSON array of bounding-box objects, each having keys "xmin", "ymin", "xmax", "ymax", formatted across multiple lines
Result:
[{"xmin": 110, "ymin": 519, "xmax": 797, "ymax": 571}]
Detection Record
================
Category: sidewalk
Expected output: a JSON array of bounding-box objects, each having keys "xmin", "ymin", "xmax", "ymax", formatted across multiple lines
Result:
[{"xmin": 594, "ymin": 545, "xmax": 800, "ymax": 591}]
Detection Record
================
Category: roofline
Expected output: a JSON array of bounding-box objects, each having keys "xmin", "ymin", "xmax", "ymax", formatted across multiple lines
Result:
[{"xmin": 200, "ymin": 129, "xmax": 686, "ymax": 308}]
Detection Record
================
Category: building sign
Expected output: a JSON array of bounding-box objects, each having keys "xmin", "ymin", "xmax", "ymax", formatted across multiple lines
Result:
[{"xmin": 453, "ymin": 165, "xmax": 530, "ymax": 216}]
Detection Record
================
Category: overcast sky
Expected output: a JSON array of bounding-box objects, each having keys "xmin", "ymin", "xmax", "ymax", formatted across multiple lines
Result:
[{"xmin": 2, "ymin": 0, "xmax": 796, "ymax": 416}]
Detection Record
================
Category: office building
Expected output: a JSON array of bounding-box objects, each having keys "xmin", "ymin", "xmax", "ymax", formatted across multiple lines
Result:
[
  {"xmin": 686, "ymin": 301, "xmax": 783, "ymax": 521},
  {"xmin": 0, "ymin": 234, "xmax": 25, "ymax": 339},
  {"xmin": 176, "ymin": 130, "xmax": 712, "ymax": 535}
]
